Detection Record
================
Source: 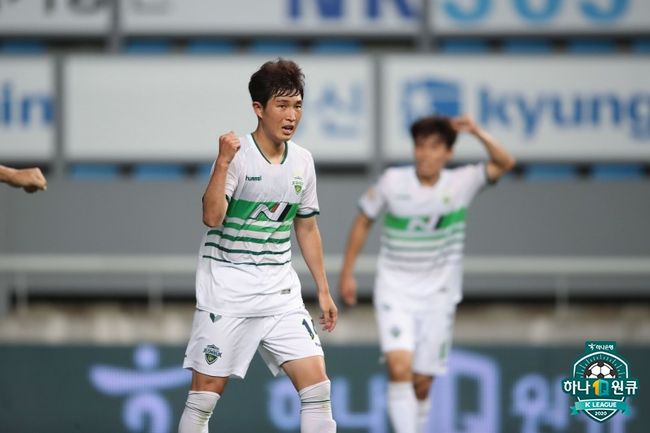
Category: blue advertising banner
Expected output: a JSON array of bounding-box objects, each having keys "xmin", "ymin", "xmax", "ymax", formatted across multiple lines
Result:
[{"xmin": 0, "ymin": 344, "xmax": 647, "ymax": 433}]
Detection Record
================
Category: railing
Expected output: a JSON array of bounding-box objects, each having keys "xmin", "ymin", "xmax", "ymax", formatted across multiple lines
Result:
[{"xmin": 1, "ymin": 254, "xmax": 649, "ymax": 315}]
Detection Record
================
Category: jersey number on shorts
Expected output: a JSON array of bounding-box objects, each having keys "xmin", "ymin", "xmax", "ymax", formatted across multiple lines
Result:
[{"xmin": 302, "ymin": 319, "xmax": 315, "ymax": 339}]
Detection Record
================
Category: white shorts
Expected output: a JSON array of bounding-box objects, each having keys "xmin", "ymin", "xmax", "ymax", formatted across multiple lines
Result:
[
  {"xmin": 374, "ymin": 299, "xmax": 456, "ymax": 376},
  {"xmin": 183, "ymin": 306, "xmax": 324, "ymax": 379}
]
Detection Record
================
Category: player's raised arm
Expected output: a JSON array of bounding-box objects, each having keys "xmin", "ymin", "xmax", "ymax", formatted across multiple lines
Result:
[
  {"xmin": 451, "ymin": 114, "xmax": 516, "ymax": 182},
  {"xmin": 0, "ymin": 165, "xmax": 47, "ymax": 193},
  {"xmin": 338, "ymin": 211, "xmax": 374, "ymax": 306},
  {"xmin": 294, "ymin": 216, "xmax": 338, "ymax": 332},
  {"xmin": 202, "ymin": 132, "xmax": 240, "ymax": 227}
]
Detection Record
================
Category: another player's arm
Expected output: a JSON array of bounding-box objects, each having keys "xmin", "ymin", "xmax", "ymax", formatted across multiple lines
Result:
[
  {"xmin": 0, "ymin": 165, "xmax": 47, "ymax": 193},
  {"xmin": 452, "ymin": 115, "xmax": 516, "ymax": 182},
  {"xmin": 202, "ymin": 132, "xmax": 240, "ymax": 227},
  {"xmin": 338, "ymin": 211, "xmax": 374, "ymax": 306},
  {"xmin": 294, "ymin": 216, "xmax": 338, "ymax": 332}
]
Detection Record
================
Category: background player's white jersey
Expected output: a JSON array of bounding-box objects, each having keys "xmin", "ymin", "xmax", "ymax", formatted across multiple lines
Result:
[
  {"xmin": 360, "ymin": 164, "xmax": 487, "ymax": 310},
  {"xmin": 196, "ymin": 134, "xmax": 319, "ymax": 317}
]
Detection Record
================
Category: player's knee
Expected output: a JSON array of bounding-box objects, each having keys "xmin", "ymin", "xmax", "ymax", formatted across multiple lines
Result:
[
  {"xmin": 299, "ymin": 380, "xmax": 333, "ymax": 414},
  {"xmin": 413, "ymin": 377, "xmax": 433, "ymax": 400},
  {"xmin": 388, "ymin": 361, "xmax": 412, "ymax": 381}
]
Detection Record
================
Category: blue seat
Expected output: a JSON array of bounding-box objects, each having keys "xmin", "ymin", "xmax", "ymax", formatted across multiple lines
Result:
[
  {"xmin": 524, "ymin": 164, "xmax": 579, "ymax": 181},
  {"xmin": 632, "ymin": 39, "xmax": 650, "ymax": 53},
  {"xmin": 132, "ymin": 164, "xmax": 185, "ymax": 180},
  {"xmin": 197, "ymin": 163, "xmax": 214, "ymax": 179},
  {"xmin": 125, "ymin": 40, "xmax": 172, "ymax": 54},
  {"xmin": 502, "ymin": 39, "xmax": 552, "ymax": 54},
  {"xmin": 311, "ymin": 40, "xmax": 361, "ymax": 54},
  {"xmin": 0, "ymin": 41, "xmax": 46, "ymax": 54},
  {"xmin": 591, "ymin": 164, "xmax": 644, "ymax": 180},
  {"xmin": 566, "ymin": 39, "xmax": 616, "ymax": 54},
  {"xmin": 249, "ymin": 40, "xmax": 299, "ymax": 54},
  {"xmin": 187, "ymin": 40, "xmax": 236, "ymax": 54},
  {"xmin": 70, "ymin": 164, "xmax": 121, "ymax": 179},
  {"xmin": 439, "ymin": 39, "xmax": 489, "ymax": 54}
]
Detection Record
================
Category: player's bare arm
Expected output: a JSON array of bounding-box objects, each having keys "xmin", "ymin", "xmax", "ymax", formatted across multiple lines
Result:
[
  {"xmin": 451, "ymin": 114, "xmax": 516, "ymax": 182},
  {"xmin": 0, "ymin": 165, "xmax": 47, "ymax": 193},
  {"xmin": 294, "ymin": 216, "xmax": 338, "ymax": 332},
  {"xmin": 202, "ymin": 132, "xmax": 240, "ymax": 227},
  {"xmin": 338, "ymin": 212, "xmax": 374, "ymax": 306}
]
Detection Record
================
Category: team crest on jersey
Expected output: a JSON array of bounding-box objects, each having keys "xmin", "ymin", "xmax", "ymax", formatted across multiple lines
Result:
[
  {"xmin": 203, "ymin": 344, "xmax": 222, "ymax": 365},
  {"xmin": 292, "ymin": 176, "xmax": 304, "ymax": 194}
]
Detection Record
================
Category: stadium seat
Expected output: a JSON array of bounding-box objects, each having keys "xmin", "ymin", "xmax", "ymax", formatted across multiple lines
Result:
[
  {"xmin": 524, "ymin": 164, "xmax": 580, "ymax": 181},
  {"xmin": 311, "ymin": 39, "xmax": 362, "ymax": 54},
  {"xmin": 632, "ymin": 39, "xmax": 650, "ymax": 53},
  {"xmin": 187, "ymin": 40, "xmax": 236, "ymax": 54},
  {"xmin": 197, "ymin": 163, "xmax": 214, "ymax": 179},
  {"xmin": 69, "ymin": 164, "xmax": 121, "ymax": 179},
  {"xmin": 0, "ymin": 41, "xmax": 47, "ymax": 54},
  {"xmin": 125, "ymin": 39, "xmax": 172, "ymax": 54},
  {"xmin": 566, "ymin": 39, "xmax": 616, "ymax": 54},
  {"xmin": 591, "ymin": 164, "xmax": 645, "ymax": 180},
  {"xmin": 249, "ymin": 40, "xmax": 299, "ymax": 54},
  {"xmin": 439, "ymin": 39, "xmax": 489, "ymax": 54},
  {"xmin": 132, "ymin": 164, "xmax": 186, "ymax": 180},
  {"xmin": 502, "ymin": 39, "xmax": 552, "ymax": 54}
]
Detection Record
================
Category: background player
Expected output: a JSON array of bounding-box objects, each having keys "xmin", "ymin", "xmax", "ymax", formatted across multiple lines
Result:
[
  {"xmin": 0, "ymin": 165, "xmax": 47, "ymax": 193},
  {"xmin": 179, "ymin": 59, "xmax": 338, "ymax": 433},
  {"xmin": 338, "ymin": 114, "xmax": 515, "ymax": 433}
]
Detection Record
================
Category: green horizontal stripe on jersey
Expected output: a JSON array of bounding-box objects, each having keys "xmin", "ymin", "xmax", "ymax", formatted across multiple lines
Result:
[
  {"xmin": 204, "ymin": 242, "xmax": 291, "ymax": 256},
  {"xmin": 202, "ymin": 255, "xmax": 291, "ymax": 266},
  {"xmin": 207, "ymin": 230, "xmax": 291, "ymax": 244},
  {"xmin": 383, "ymin": 225, "xmax": 465, "ymax": 242},
  {"xmin": 384, "ymin": 208, "xmax": 467, "ymax": 231},
  {"xmin": 226, "ymin": 198, "xmax": 299, "ymax": 222},
  {"xmin": 222, "ymin": 220, "xmax": 292, "ymax": 233},
  {"xmin": 381, "ymin": 237, "xmax": 465, "ymax": 252}
]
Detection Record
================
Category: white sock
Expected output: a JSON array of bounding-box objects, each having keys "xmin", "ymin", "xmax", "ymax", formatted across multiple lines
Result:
[
  {"xmin": 299, "ymin": 380, "xmax": 337, "ymax": 433},
  {"xmin": 178, "ymin": 391, "xmax": 220, "ymax": 433},
  {"xmin": 416, "ymin": 399, "xmax": 430, "ymax": 433},
  {"xmin": 387, "ymin": 382, "xmax": 417, "ymax": 433}
]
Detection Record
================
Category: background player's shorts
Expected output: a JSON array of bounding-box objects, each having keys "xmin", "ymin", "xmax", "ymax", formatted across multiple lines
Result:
[
  {"xmin": 183, "ymin": 306, "xmax": 324, "ymax": 379},
  {"xmin": 374, "ymin": 297, "xmax": 456, "ymax": 376}
]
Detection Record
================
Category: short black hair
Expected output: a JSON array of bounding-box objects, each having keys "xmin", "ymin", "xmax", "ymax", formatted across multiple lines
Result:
[
  {"xmin": 248, "ymin": 58, "xmax": 305, "ymax": 107},
  {"xmin": 409, "ymin": 115, "xmax": 458, "ymax": 150}
]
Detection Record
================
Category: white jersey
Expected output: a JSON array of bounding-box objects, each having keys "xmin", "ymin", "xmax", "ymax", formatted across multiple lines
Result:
[
  {"xmin": 195, "ymin": 134, "xmax": 319, "ymax": 317},
  {"xmin": 359, "ymin": 164, "xmax": 488, "ymax": 310}
]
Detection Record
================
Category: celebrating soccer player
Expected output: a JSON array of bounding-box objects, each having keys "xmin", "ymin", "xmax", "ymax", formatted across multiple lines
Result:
[
  {"xmin": 179, "ymin": 59, "xmax": 338, "ymax": 433},
  {"xmin": 338, "ymin": 114, "xmax": 515, "ymax": 433}
]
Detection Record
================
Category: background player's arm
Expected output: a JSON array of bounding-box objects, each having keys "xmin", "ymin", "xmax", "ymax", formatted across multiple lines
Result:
[
  {"xmin": 452, "ymin": 115, "xmax": 516, "ymax": 182},
  {"xmin": 0, "ymin": 165, "xmax": 47, "ymax": 193},
  {"xmin": 338, "ymin": 212, "xmax": 374, "ymax": 306},
  {"xmin": 294, "ymin": 216, "xmax": 338, "ymax": 332},
  {"xmin": 202, "ymin": 132, "xmax": 240, "ymax": 227}
]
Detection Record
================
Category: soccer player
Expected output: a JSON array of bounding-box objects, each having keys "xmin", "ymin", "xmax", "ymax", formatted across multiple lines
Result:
[
  {"xmin": 178, "ymin": 59, "xmax": 338, "ymax": 433},
  {"xmin": 0, "ymin": 165, "xmax": 47, "ymax": 193},
  {"xmin": 338, "ymin": 114, "xmax": 515, "ymax": 433}
]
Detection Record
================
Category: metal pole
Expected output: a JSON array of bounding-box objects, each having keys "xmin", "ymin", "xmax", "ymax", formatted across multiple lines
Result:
[
  {"xmin": 418, "ymin": 0, "xmax": 434, "ymax": 52},
  {"xmin": 108, "ymin": 0, "xmax": 123, "ymax": 53}
]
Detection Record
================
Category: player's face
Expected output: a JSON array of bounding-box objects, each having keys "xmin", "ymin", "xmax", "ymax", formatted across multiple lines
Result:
[
  {"xmin": 413, "ymin": 134, "xmax": 453, "ymax": 180},
  {"xmin": 256, "ymin": 93, "xmax": 303, "ymax": 144}
]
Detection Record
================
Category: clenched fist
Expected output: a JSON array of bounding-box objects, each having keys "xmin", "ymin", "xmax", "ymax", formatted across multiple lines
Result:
[
  {"xmin": 217, "ymin": 131, "xmax": 241, "ymax": 164},
  {"xmin": 1, "ymin": 166, "xmax": 47, "ymax": 193}
]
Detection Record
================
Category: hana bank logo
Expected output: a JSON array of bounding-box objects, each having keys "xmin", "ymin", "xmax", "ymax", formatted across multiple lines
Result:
[{"xmin": 89, "ymin": 344, "xmax": 190, "ymax": 433}]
